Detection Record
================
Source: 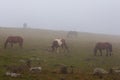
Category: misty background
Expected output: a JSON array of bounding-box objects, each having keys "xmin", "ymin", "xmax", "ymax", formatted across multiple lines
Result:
[{"xmin": 0, "ymin": 0, "xmax": 120, "ymax": 35}]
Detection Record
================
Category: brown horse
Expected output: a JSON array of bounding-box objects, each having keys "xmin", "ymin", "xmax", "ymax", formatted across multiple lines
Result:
[
  {"xmin": 4, "ymin": 36, "xmax": 23, "ymax": 49},
  {"xmin": 67, "ymin": 31, "xmax": 78, "ymax": 38},
  {"xmin": 51, "ymin": 38, "xmax": 69, "ymax": 53},
  {"xmin": 94, "ymin": 42, "xmax": 112, "ymax": 56}
]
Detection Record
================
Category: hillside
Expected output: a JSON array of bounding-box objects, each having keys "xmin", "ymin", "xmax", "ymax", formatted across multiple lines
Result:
[{"xmin": 0, "ymin": 27, "xmax": 120, "ymax": 80}]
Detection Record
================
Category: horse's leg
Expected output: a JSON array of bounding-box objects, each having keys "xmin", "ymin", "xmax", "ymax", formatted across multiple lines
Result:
[
  {"xmin": 106, "ymin": 49, "xmax": 108, "ymax": 56},
  {"xmin": 109, "ymin": 51, "xmax": 112, "ymax": 56},
  {"xmin": 108, "ymin": 50, "xmax": 112, "ymax": 56},
  {"xmin": 53, "ymin": 46, "xmax": 57, "ymax": 53},
  {"xmin": 60, "ymin": 45, "xmax": 63, "ymax": 52},
  {"xmin": 99, "ymin": 49, "xmax": 102, "ymax": 56},
  {"xmin": 53, "ymin": 47, "xmax": 56, "ymax": 53},
  {"xmin": 19, "ymin": 42, "xmax": 23, "ymax": 48},
  {"xmin": 11, "ymin": 43, "xmax": 13, "ymax": 47},
  {"xmin": 109, "ymin": 49, "xmax": 112, "ymax": 56}
]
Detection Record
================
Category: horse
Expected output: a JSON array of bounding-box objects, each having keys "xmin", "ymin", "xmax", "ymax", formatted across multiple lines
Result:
[
  {"xmin": 67, "ymin": 31, "xmax": 78, "ymax": 38},
  {"xmin": 51, "ymin": 38, "xmax": 69, "ymax": 53},
  {"xmin": 4, "ymin": 36, "xmax": 23, "ymax": 49},
  {"xmin": 94, "ymin": 42, "xmax": 112, "ymax": 56}
]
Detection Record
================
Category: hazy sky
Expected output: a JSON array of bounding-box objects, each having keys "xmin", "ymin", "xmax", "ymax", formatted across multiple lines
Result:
[{"xmin": 0, "ymin": 0, "xmax": 120, "ymax": 35}]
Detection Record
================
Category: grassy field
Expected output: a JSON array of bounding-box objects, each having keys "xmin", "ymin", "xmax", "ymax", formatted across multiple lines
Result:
[{"xmin": 0, "ymin": 27, "xmax": 120, "ymax": 80}]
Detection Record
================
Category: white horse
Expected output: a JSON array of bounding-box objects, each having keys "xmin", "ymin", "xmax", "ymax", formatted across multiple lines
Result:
[{"xmin": 51, "ymin": 38, "xmax": 69, "ymax": 53}]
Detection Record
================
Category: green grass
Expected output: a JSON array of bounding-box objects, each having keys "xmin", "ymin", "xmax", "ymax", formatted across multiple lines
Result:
[{"xmin": 0, "ymin": 27, "xmax": 120, "ymax": 80}]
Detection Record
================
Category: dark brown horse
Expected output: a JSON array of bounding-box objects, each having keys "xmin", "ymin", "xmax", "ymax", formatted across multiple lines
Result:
[
  {"xmin": 4, "ymin": 36, "xmax": 23, "ymax": 49},
  {"xmin": 94, "ymin": 42, "xmax": 112, "ymax": 56},
  {"xmin": 51, "ymin": 38, "xmax": 69, "ymax": 53}
]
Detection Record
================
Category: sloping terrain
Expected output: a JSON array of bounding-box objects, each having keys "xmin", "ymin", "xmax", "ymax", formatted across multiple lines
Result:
[{"xmin": 0, "ymin": 27, "xmax": 120, "ymax": 80}]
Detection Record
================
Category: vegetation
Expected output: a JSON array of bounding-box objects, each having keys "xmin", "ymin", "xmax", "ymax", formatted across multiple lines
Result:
[{"xmin": 0, "ymin": 27, "xmax": 120, "ymax": 80}]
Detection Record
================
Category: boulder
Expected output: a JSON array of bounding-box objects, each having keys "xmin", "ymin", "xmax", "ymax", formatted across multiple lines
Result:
[{"xmin": 93, "ymin": 68, "xmax": 108, "ymax": 75}]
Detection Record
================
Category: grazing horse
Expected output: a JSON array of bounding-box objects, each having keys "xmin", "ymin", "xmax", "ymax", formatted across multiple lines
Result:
[
  {"xmin": 94, "ymin": 42, "xmax": 112, "ymax": 56},
  {"xmin": 67, "ymin": 31, "xmax": 78, "ymax": 38},
  {"xmin": 51, "ymin": 38, "xmax": 69, "ymax": 53},
  {"xmin": 4, "ymin": 36, "xmax": 23, "ymax": 49}
]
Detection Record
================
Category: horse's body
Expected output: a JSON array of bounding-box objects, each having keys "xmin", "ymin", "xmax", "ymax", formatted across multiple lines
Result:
[
  {"xmin": 94, "ymin": 42, "xmax": 112, "ymax": 56},
  {"xmin": 4, "ymin": 36, "xmax": 23, "ymax": 48},
  {"xmin": 51, "ymin": 38, "xmax": 69, "ymax": 53},
  {"xmin": 67, "ymin": 31, "xmax": 78, "ymax": 38}
]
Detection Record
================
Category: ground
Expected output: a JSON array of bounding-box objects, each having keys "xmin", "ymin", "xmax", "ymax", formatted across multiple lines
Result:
[{"xmin": 0, "ymin": 28, "xmax": 120, "ymax": 80}]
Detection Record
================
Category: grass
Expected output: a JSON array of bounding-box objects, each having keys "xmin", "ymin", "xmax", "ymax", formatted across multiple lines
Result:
[{"xmin": 0, "ymin": 27, "xmax": 120, "ymax": 80}]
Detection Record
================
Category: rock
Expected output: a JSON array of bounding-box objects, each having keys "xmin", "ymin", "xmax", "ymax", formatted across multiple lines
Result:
[
  {"xmin": 19, "ymin": 59, "xmax": 26, "ymax": 63},
  {"xmin": 30, "ymin": 67, "xmax": 42, "ymax": 72},
  {"xmin": 110, "ymin": 67, "xmax": 120, "ymax": 73},
  {"xmin": 60, "ymin": 65, "xmax": 68, "ymax": 74},
  {"xmin": 93, "ymin": 68, "xmax": 108, "ymax": 75},
  {"xmin": 5, "ymin": 72, "xmax": 21, "ymax": 77}
]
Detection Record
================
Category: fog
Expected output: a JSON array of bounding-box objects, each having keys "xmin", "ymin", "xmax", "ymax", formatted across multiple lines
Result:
[{"xmin": 0, "ymin": 0, "xmax": 120, "ymax": 35}]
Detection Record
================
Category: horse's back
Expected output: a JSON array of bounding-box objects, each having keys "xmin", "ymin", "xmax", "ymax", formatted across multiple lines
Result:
[
  {"xmin": 54, "ymin": 39, "xmax": 63, "ymax": 46},
  {"xmin": 95, "ymin": 42, "xmax": 112, "ymax": 50},
  {"xmin": 95, "ymin": 42, "xmax": 105, "ymax": 48},
  {"xmin": 6, "ymin": 36, "xmax": 23, "ymax": 43},
  {"xmin": 104, "ymin": 42, "xmax": 112, "ymax": 46}
]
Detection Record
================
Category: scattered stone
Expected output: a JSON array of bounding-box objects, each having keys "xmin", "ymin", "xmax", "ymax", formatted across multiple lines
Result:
[
  {"xmin": 93, "ymin": 68, "xmax": 108, "ymax": 75},
  {"xmin": 30, "ymin": 67, "xmax": 42, "ymax": 73},
  {"xmin": 5, "ymin": 72, "xmax": 21, "ymax": 77},
  {"xmin": 19, "ymin": 59, "xmax": 26, "ymax": 63},
  {"xmin": 60, "ymin": 65, "xmax": 68, "ymax": 74},
  {"xmin": 60, "ymin": 77, "xmax": 65, "ymax": 80},
  {"xmin": 109, "ymin": 67, "xmax": 120, "ymax": 73}
]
